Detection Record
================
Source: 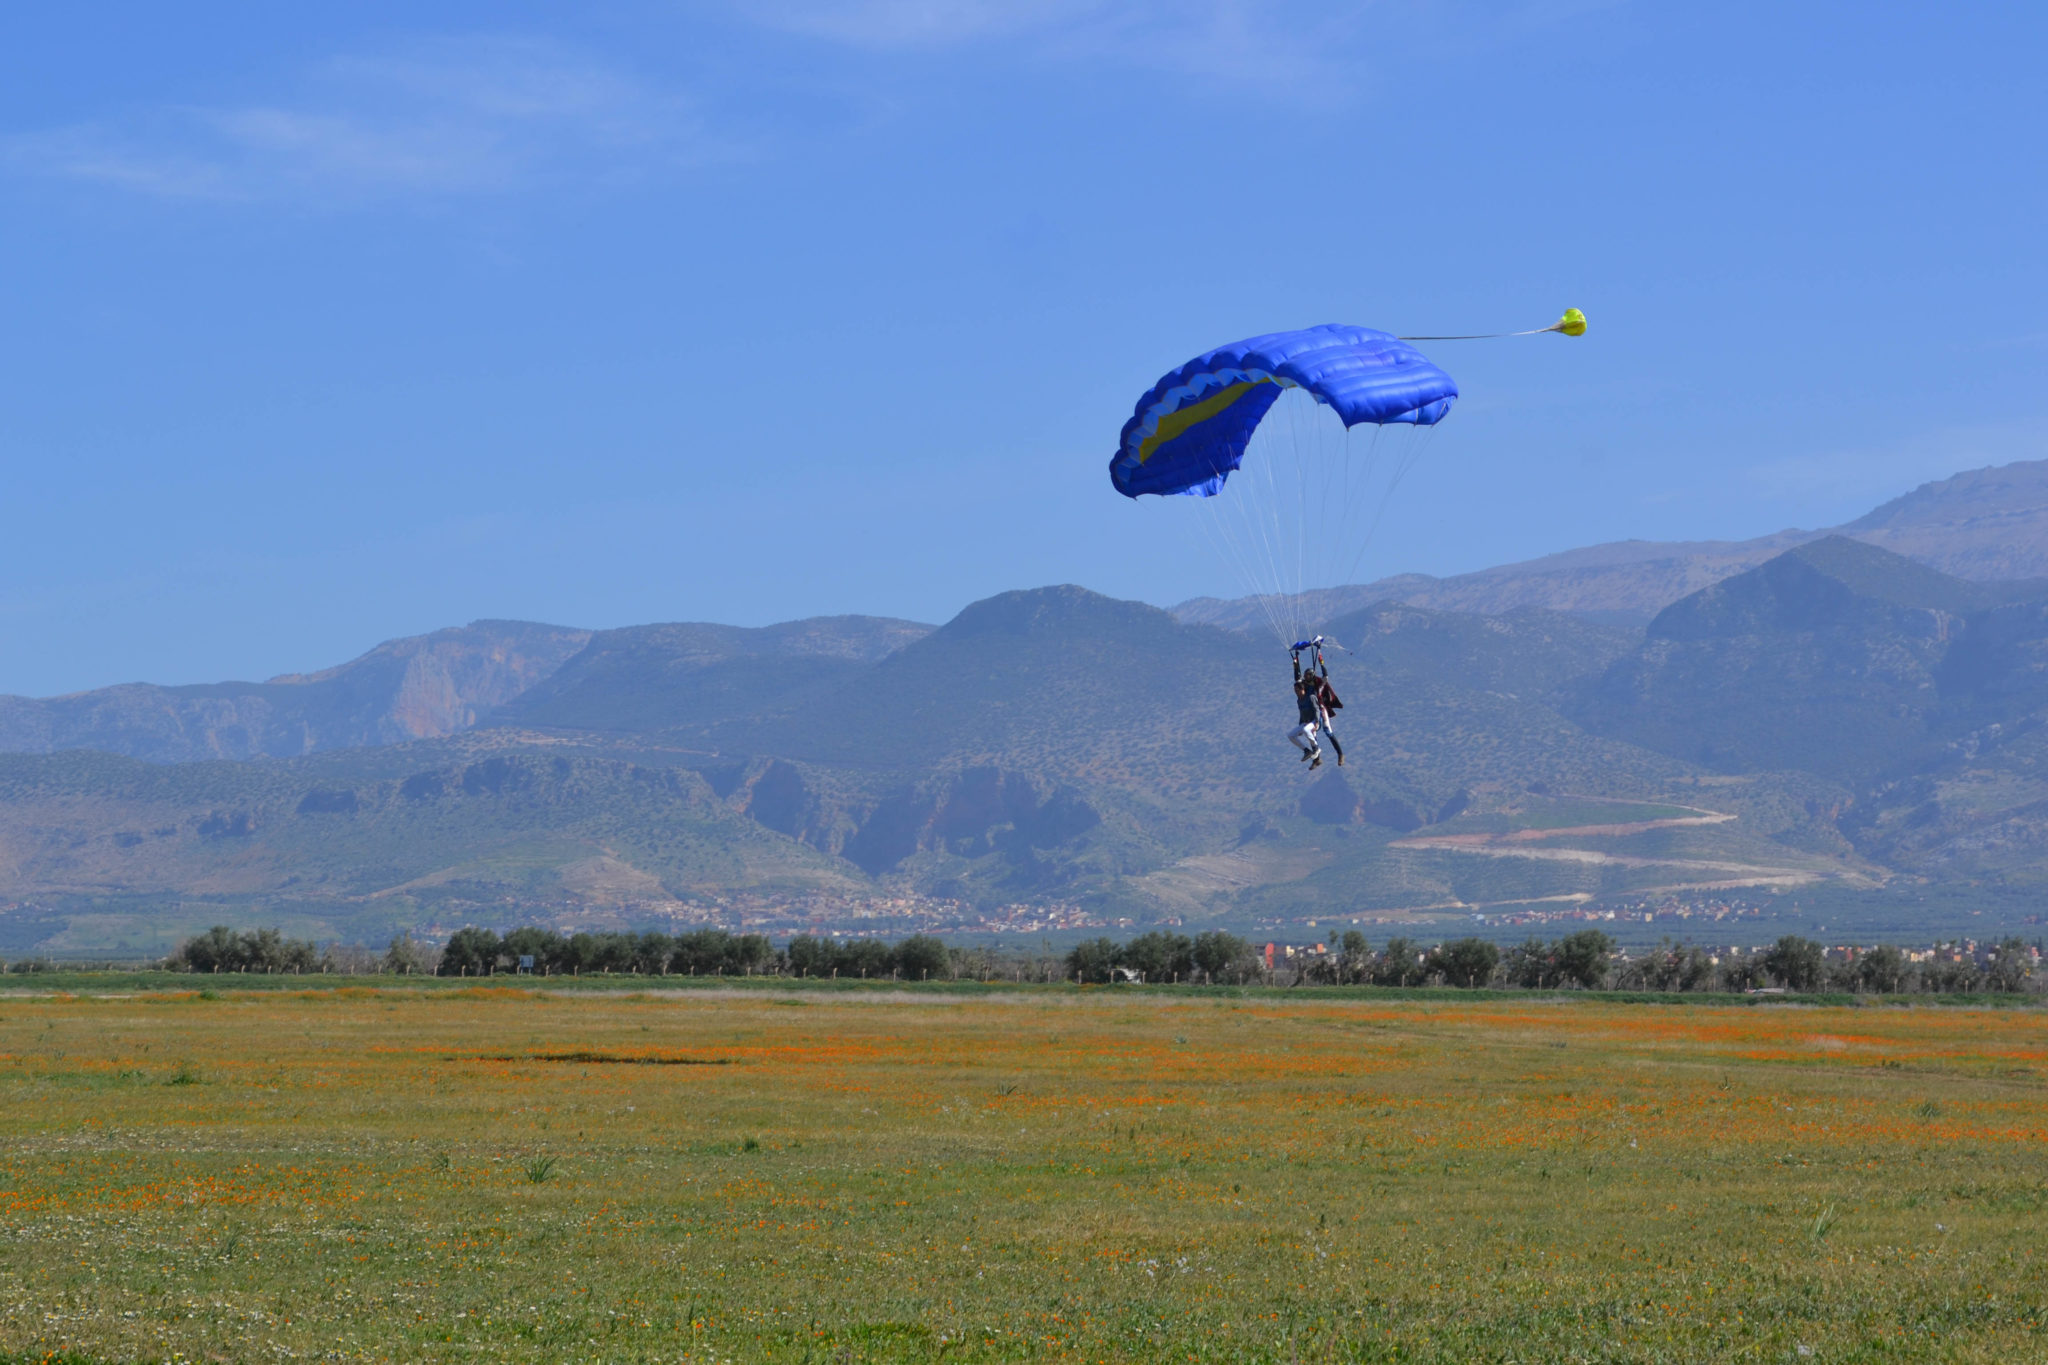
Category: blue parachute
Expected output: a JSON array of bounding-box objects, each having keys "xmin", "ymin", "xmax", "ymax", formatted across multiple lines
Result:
[{"xmin": 1108, "ymin": 325, "xmax": 1458, "ymax": 499}]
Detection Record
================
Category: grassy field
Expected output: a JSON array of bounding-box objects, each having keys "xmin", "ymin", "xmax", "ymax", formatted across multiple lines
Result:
[{"xmin": 1, "ymin": 985, "xmax": 2043, "ymax": 1362}]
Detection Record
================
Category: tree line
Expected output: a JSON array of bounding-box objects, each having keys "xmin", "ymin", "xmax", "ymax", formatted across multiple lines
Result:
[
  {"xmin": 165, "ymin": 924, "xmax": 970, "ymax": 980},
  {"xmin": 170, "ymin": 925, "xmax": 429, "ymax": 975},
  {"xmin": 1057, "ymin": 930, "xmax": 1609, "ymax": 988},
  {"xmin": 164, "ymin": 922, "xmax": 2039, "ymax": 994},
  {"xmin": 174, "ymin": 926, "xmax": 328, "ymax": 974},
  {"xmin": 1064, "ymin": 929, "xmax": 2038, "ymax": 994},
  {"xmin": 441, "ymin": 926, "xmax": 953, "ymax": 981}
]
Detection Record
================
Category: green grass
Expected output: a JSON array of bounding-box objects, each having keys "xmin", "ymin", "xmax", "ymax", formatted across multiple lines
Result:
[{"xmin": 1, "ymin": 989, "xmax": 2044, "ymax": 1361}]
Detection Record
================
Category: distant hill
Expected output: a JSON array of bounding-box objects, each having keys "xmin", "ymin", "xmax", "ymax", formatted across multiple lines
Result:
[
  {"xmin": 495, "ymin": 616, "xmax": 933, "ymax": 734},
  {"xmin": 1569, "ymin": 537, "xmax": 2048, "ymax": 783},
  {"xmin": 1, "ymin": 589, "xmax": 1746, "ymax": 948},
  {"xmin": 0, "ymin": 621, "xmax": 591, "ymax": 763},
  {"xmin": 1175, "ymin": 458, "xmax": 2048, "ymax": 632},
  {"xmin": 1550, "ymin": 536, "xmax": 2048, "ymax": 889},
  {"xmin": 0, "ymin": 734, "xmax": 865, "ymax": 954},
  {"xmin": 1322, "ymin": 601, "xmax": 1640, "ymax": 696},
  {"xmin": 1840, "ymin": 462, "xmax": 2048, "ymax": 581},
  {"xmin": 548, "ymin": 587, "xmax": 1685, "ymax": 854},
  {"xmin": 0, "ymin": 614, "xmax": 933, "ymax": 766}
]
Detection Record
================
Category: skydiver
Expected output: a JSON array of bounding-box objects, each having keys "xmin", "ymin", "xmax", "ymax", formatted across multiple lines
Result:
[
  {"xmin": 1289, "ymin": 654, "xmax": 1326, "ymax": 770},
  {"xmin": 1309, "ymin": 658, "xmax": 1345, "ymax": 767}
]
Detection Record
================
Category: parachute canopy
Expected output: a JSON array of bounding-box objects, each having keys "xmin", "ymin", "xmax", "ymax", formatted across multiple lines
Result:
[{"xmin": 1108, "ymin": 325, "xmax": 1457, "ymax": 499}]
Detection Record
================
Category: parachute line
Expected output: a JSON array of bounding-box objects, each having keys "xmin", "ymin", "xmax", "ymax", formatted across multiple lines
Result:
[
  {"xmin": 1116, "ymin": 324, "xmax": 1469, "ymax": 647},
  {"xmin": 1188, "ymin": 388, "xmax": 1433, "ymax": 646},
  {"xmin": 1400, "ymin": 308, "xmax": 1587, "ymax": 342}
]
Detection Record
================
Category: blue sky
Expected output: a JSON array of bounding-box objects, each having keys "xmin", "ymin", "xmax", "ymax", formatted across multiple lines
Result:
[{"xmin": 3, "ymin": 1, "xmax": 2043, "ymax": 695}]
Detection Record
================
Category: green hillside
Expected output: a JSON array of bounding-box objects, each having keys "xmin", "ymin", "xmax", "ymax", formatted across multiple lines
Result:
[{"xmin": 0, "ymin": 738, "xmax": 863, "ymax": 951}]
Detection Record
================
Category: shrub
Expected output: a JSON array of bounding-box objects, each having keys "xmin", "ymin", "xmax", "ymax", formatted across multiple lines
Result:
[
  {"xmin": 1762, "ymin": 935, "xmax": 1825, "ymax": 992},
  {"xmin": 1430, "ymin": 938, "xmax": 1501, "ymax": 989},
  {"xmin": 1119, "ymin": 931, "xmax": 1194, "ymax": 983},
  {"xmin": 893, "ymin": 934, "xmax": 949, "ymax": 981},
  {"xmin": 171, "ymin": 925, "xmax": 322, "ymax": 974},
  {"xmin": 1192, "ymin": 931, "xmax": 1254, "ymax": 984},
  {"xmin": 1064, "ymin": 937, "xmax": 1120, "ymax": 985},
  {"xmin": 439, "ymin": 927, "xmax": 503, "ymax": 977}
]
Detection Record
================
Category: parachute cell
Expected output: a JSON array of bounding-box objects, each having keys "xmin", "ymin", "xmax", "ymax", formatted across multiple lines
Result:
[{"xmin": 1108, "ymin": 325, "xmax": 1457, "ymax": 500}]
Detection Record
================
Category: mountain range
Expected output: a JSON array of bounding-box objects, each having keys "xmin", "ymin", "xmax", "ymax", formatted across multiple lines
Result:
[
  {"xmin": 0, "ymin": 621, "xmax": 593, "ymax": 763},
  {"xmin": 7, "ymin": 459, "xmax": 2048, "ymax": 956}
]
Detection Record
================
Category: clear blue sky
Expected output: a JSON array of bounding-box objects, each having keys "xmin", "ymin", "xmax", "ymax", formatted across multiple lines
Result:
[{"xmin": 3, "ymin": 2, "xmax": 2043, "ymax": 696}]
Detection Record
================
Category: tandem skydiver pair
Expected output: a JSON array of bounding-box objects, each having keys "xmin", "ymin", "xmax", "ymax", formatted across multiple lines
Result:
[
  {"xmin": 1106, "ymin": 311, "xmax": 1583, "ymax": 770},
  {"xmin": 1287, "ymin": 636, "xmax": 1343, "ymax": 771}
]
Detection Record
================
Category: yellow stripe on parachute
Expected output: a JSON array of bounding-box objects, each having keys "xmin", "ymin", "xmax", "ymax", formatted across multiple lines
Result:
[{"xmin": 1137, "ymin": 379, "xmax": 1273, "ymax": 464}]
